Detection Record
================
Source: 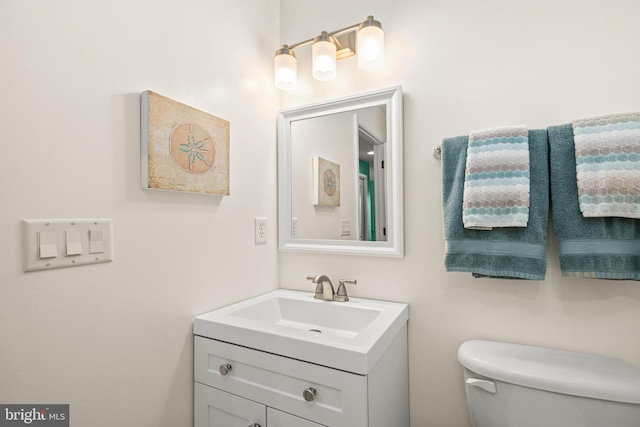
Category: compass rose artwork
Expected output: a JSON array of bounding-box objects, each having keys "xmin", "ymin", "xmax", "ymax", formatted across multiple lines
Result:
[
  {"xmin": 312, "ymin": 156, "xmax": 340, "ymax": 207},
  {"xmin": 141, "ymin": 91, "xmax": 230, "ymax": 195}
]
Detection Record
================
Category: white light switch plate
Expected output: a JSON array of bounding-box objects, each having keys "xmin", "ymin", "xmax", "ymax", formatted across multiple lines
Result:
[{"xmin": 22, "ymin": 219, "xmax": 113, "ymax": 272}]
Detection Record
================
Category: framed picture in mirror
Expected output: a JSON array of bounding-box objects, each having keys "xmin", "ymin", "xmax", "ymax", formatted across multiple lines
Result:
[{"xmin": 313, "ymin": 156, "xmax": 340, "ymax": 207}]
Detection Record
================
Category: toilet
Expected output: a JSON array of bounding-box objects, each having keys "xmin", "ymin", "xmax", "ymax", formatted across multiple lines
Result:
[{"xmin": 458, "ymin": 340, "xmax": 640, "ymax": 427}]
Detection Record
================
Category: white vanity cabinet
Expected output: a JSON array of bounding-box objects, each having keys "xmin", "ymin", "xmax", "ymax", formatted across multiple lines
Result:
[{"xmin": 193, "ymin": 323, "xmax": 409, "ymax": 427}]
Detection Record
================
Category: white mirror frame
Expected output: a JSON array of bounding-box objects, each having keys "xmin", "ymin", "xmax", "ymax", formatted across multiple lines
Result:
[{"xmin": 278, "ymin": 86, "xmax": 404, "ymax": 257}]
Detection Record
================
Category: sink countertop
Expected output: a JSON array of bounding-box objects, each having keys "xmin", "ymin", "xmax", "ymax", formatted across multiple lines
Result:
[{"xmin": 193, "ymin": 289, "xmax": 409, "ymax": 375}]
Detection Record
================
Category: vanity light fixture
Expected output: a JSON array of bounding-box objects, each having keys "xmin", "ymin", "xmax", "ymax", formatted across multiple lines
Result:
[{"xmin": 274, "ymin": 15, "xmax": 384, "ymax": 90}]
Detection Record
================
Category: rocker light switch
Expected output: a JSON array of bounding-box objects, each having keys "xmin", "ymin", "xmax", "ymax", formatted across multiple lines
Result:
[
  {"xmin": 65, "ymin": 229, "xmax": 83, "ymax": 256},
  {"xmin": 38, "ymin": 230, "xmax": 58, "ymax": 259},
  {"xmin": 89, "ymin": 229, "xmax": 104, "ymax": 254}
]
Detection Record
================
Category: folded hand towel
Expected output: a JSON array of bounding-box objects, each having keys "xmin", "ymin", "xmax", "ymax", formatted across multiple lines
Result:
[
  {"xmin": 572, "ymin": 113, "xmax": 640, "ymax": 218},
  {"xmin": 463, "ymin": 125, "xmax": 530, "ymax": 229},
  {"xmin": 442, "ymin": 129, "xmax": 548, "ymax": 280},
  {"xmin": 548, "ymin": 124, "xmax": 640, "ymax": 280}
]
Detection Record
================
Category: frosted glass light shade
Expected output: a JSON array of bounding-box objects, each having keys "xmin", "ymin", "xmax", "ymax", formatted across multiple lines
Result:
[
  {"xmin": 357, "ymin": 24, "xmax": 384, "ymax": 70},
  {"xmin": 274, "ymin": 50, "xmax": 297, "ymax": 90},
  {"xmin": 312, "ymin": 38, "xmax": 337, "ymax": 81}
]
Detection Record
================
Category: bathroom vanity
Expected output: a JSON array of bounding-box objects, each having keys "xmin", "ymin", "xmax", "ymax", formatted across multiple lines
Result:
[{"xmin": 193, "ymin": 289, "xmax": 409, "ymax": 427}]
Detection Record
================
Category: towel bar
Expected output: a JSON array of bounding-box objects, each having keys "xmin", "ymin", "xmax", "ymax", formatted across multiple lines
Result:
[{"xmin": 433, "ymin": 145, "xmax": 442, "ymax": 160}]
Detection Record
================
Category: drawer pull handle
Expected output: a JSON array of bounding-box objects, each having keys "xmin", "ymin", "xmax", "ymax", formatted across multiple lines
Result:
[
  {"xmin": 248, "ymin": 424, "xmax": 260, "ymax": 427},
  {"xmin": 303, "ymin": 387, "xmax": 317, "ymax": 402},
  {"xmin": 219, "ymin": 363, "xmax": 232, "ymax": 376}
]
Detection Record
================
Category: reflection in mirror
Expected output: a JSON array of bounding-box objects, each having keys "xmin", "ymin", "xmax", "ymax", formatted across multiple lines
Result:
[
  {"xmin": 278, "ymin": 86, "xmax": 403, "ymax": 257},
  {"xmin": 291, "ymin": 105, "xmax": 386, "ymax": 241}
]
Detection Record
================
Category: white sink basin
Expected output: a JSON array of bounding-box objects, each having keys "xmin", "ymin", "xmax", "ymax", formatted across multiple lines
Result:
[{"xmin": 193, "ymin": 289, "xmax": 409, "ymax": 374}]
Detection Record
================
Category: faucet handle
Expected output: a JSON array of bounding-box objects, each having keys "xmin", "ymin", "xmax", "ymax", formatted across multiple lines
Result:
[
  {"xmin": 335, "ymin": 279, "xmax": 357, "ymax": 302},
  {"xmin": 307, "ymin": 275, "xmax": 324, "ymax": 299}
]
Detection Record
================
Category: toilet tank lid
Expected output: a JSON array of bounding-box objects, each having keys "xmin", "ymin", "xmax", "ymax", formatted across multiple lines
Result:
[{"xmin": 458, "ymin": 340, "xmax": 640, "ymax": 405}]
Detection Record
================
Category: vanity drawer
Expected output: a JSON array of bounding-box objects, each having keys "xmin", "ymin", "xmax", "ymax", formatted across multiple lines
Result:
[{"xmin": 194, "ymin": 336, "xmax": 368, "ymax": 427}]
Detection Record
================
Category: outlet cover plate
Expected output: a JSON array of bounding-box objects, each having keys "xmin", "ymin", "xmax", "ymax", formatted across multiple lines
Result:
[{"xmin": 255, "ymin": 217, "xmax": 267, "ymax": 243}]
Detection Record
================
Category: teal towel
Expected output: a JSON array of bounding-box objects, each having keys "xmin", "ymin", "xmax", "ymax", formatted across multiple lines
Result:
[
  {"xmin": 442, "ymin": 129, "xmax": 549, "ymax": 280},
  {"xmin": 548, "ymin": 124, "xmax": 640, "ymax": 280}
]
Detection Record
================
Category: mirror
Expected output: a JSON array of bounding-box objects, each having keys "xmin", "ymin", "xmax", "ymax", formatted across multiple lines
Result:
[{"xmin": 278, "ymin": 86, "xmax": 403, "ymax": 257}]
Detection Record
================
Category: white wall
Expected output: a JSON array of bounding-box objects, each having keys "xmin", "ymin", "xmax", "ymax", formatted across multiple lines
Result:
[
  {"xmin": 357, "ymin": 106, "xmax": 386, "ymax": 144},
  {"xmin": 0, "ymin": 1, "xmax": 279, "ymax": 426},
  {"xmin": 279, "ymin": 1, "xmax": 640, "ymax": 426}
]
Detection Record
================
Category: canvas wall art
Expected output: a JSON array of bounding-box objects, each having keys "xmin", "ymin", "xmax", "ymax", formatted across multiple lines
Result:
[
  {"xmin": 312, "ymin": 156, "xmax": 340, "ymax": 207},
  {"xmin": 141, "ymin": 91, "xmax": 230, "ymax": 195}
]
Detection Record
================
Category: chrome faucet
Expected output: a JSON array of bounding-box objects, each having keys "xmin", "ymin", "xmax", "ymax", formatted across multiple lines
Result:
[
  {"xmin": 307, "ymin": 274, "xmax": 336, "ymax": 301},
  {"xmin": 307, "ymin": 275, "xmax": 357, "ymax": 301}
]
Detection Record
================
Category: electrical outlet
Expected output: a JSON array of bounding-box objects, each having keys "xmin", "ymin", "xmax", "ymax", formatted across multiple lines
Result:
[
  {"xmin": 340, "ymin": 219, "xmax": 351, "ymax": 236},
  {"xmin": 292, "ymin": 218, "xmax": 298, "ymax": 238},
  {"xmin": 255, "ymin": 217, "xmax": 267, "ymax": 243}
]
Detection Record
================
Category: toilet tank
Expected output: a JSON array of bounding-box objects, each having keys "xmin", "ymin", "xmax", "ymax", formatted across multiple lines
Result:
[{"xmin": 458, "ymin": 340, "xmax": 640, "ymax": 427}]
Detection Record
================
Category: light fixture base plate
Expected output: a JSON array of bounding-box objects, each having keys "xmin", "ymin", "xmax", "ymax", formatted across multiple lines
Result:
[{"xmin": 334, "ymin": 31, "xmax": 356, "ymax": 60}]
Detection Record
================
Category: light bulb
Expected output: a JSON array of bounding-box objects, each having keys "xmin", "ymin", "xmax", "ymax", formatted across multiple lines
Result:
[
  {"xmin": 274, "ymin": 46, "xmax": 297, "ymax": 90},
  {"xmin": 312, "ymin": 32, "xmax": 337, "ymax": 81},
  {"xmin": 357, "ymin": 16, "xmax": 384, "ymax": 71}
]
